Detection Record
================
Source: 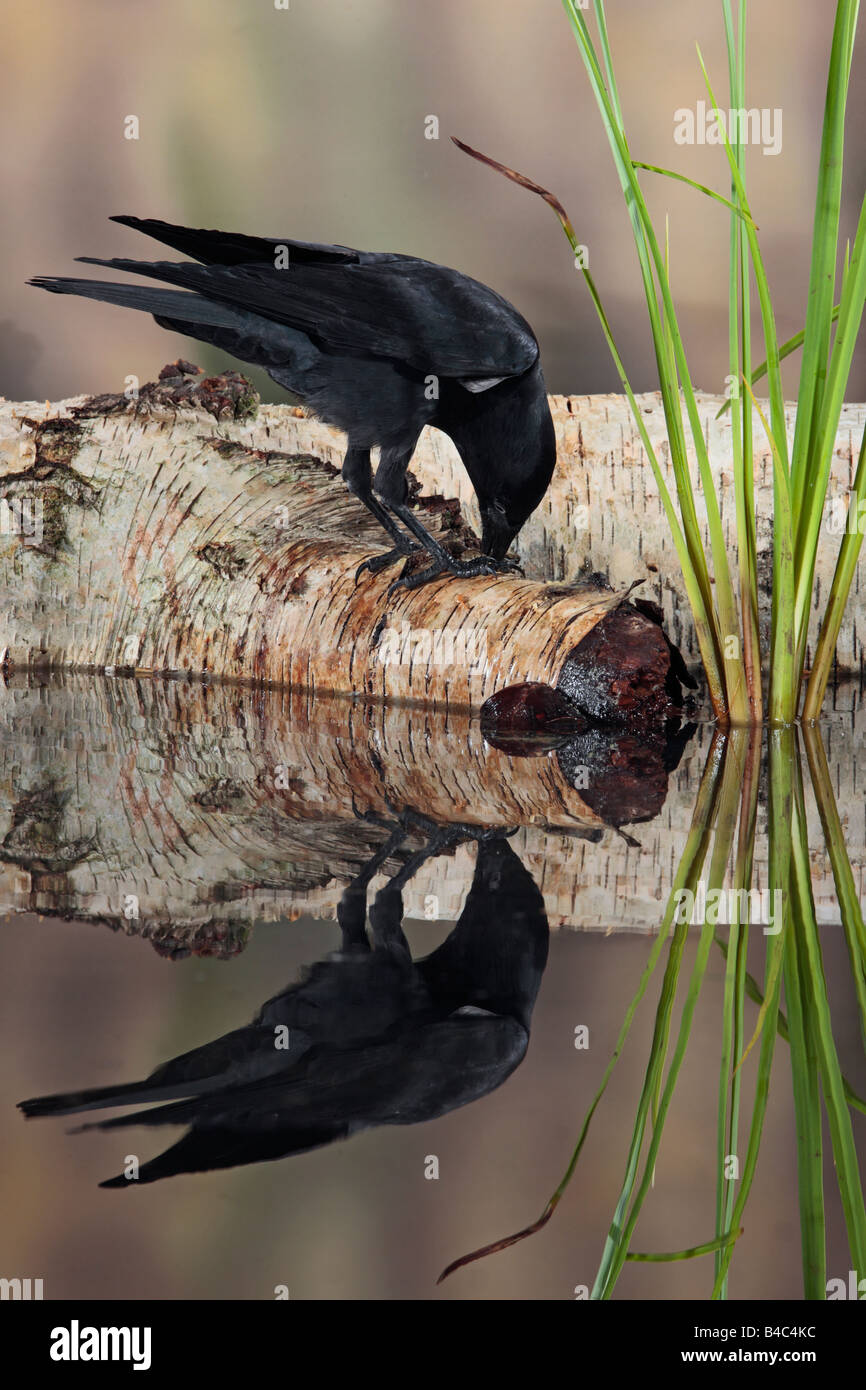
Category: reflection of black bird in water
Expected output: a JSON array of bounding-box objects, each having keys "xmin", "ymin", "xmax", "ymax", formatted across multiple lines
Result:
[{"xmin": 20, "ymin": 819, "xmax": 548, "ymax": 1185}]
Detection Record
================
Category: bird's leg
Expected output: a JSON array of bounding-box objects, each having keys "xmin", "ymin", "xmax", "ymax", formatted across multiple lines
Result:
[
  {"xmin": 355, "ymin": 541, "xmax": 418, "ymax": 581},
  {"xmin": 362, "ymin": 443, "xmax": 522, "ymax": 591},
  {"xmin": 385, "ymin": 503, "xmax": 523, "ymax": 592},
  {"xmin": 367, "ymin": 884, "xmax": 412, "ymax": 960},
  {"xmin": 362, "ymin": 807, "xmax": 517, "ymax": 949},
  {"xmin": 341, "ymin": 444, "xmax": 420, "ymax": 581},
  {"xmin": 366, "ymin": 827, "xmax": 464, "ymax": 959},
  {"xmin": 368, "ymin": 447, "xmax": 462, "ymax": 586},
  {"xmin": 356, "ymin": 445, "xmax": 424, "ymax": 579},
  {"xmin": 373, "ymin": 459, "xmax": 524, "ymax": 592},
  {"xmin": 334, "ymin": 886, "xmax": 371, "ymax": 953},
  {"xmin": 381, "ymin": 821, "xmax": 478, "ymax": 893},
  {"xmin": 336, "ymin": 820, "xmax": 409, "ymax": 953}
]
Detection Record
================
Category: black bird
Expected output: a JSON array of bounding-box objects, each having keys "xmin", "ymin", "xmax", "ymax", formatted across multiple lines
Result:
[
  {"xmin": 19, "ymin": 825, "xmax": 548, "ymax": 1185},
  {"xmin": 30, "ymin": 217, "xmax": 557, "ymax": 590}
]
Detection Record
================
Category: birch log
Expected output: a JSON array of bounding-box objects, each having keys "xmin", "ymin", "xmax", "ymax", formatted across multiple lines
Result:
[
  {"xmin": 5, "ymin": 367, "xmax": 863, "ymax": 693},
  {"xmin": 266, "ymin": 390, "xmax": 866, "ymax": 677},
  {"xmin": 0, "ymin": 365, "xmax": 679, "ymax": 714}
]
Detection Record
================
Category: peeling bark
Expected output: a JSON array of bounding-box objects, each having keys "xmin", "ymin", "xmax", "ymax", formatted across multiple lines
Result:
[
  {"xmin": 1, "ymin": 674, "xmax": 861, "ymax": 955},
  {"xmin": 0, "ymin": 364, "xmax": 685, "ymax": 717},
  {"xmin": 0, "ymin": 672, "xmax": 687, "ymax": 952},
  {"xmin": 259, "ymin": 387, "xmax": 866, "ymax": 676}
]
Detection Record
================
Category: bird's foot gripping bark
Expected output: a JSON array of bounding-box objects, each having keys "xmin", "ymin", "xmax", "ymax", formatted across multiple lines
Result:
[
  {"xmin": 355, "ymin": 541, "xmax": 421, "ymax": 582},
  {"xmin": 358, "ymin": 802, "xmax": 518, "ymax": 855},
  {"xmin": 387, "ymin": 552, "xmax": 523, "ymax": 594}
]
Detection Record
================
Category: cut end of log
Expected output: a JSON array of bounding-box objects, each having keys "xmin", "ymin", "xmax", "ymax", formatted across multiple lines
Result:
[
  {"xmin": 480, "ymin": 600, "xmax": 692, "ymax": 738},
  {"xmin": 556, "ymin": 723, "xmax": 695, "ymax": 828},
  {"xmin": 558, "ymin": 602, "xmax": 690, "ymax": 724},
  {"xmin": 480, "ymin": 681, "xmax": 586, "ymax": 755}
]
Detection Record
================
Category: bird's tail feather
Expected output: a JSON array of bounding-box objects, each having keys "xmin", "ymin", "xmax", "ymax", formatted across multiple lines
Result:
[
  {"xmin": 99, "ymin": 1130, "xmax": 223, "ymax": 1187},
  {"xmin": 28, "ymin": 275, "xmax": 246, "ymax": 329},
  {"xmin": 98, "ymin": 1123, "xmax": 344, "ymax": 1186},
  {"xmin": 71, "ymin": 1092, "xmax": 208, "ymax": 1133},
  {"xmin": 19, "ymin": 1077, "xmax": 216, "ymax": 1119},
  {"xmin": 108, "ymin": 214, "xmax": 358, "ymax": 268}
]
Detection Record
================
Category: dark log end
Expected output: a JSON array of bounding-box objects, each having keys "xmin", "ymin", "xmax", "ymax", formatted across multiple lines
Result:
[
  {"xmin": 480, "ymin": 603, "xmax": 694, "ymax": 743},
  {"xmin": 480, "ymin": 679, "xmax": 697, "ymax": 825},
  {"xmin": 147, "ymin": 916, "xmax": 250, "ymax": 959},
  {"xmin": 480, "ymin": 681, "xmax": 586, "ymax": 755},
  {"xmin": 557, "ymin": 729, "xmax": 676, "ymax": 826},
  {"xmin": 557, "ymin": 600, "xmax": 691, "ymax": 724}
]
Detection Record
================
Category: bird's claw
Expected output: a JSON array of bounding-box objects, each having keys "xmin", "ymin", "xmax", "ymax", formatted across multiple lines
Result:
[
  {"xmin": 387, "ymin": 562, "xmax": 435, "ymax": 595},
  {"xmin": 387, "ymin": 553, "xmax": 523, "ymax": 594},
  {"xmin": 448, "ymin": 553, "xmax": 523, "ymax": 580},
  {"xmin": 355, "ymin": 544, "xmax": 420, "ymax": 583}
]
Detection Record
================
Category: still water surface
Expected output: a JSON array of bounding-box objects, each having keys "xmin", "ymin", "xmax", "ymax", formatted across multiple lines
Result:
[{"xmin": 1, "ymin": 674, "xmax": 864, "ymax": 1299}]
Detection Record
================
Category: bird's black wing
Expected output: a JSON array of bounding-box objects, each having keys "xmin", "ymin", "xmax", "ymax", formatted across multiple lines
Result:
[
  {"xmin": 109, "ymin": 215, "xmax": 373, "ymax": 268},
  {"xmin": 74, "ymin": 255, "xmax": 539, "ymax": 379},
  {"xmin": 66, "ymin": 1015, "xmax": 529, "ymax": 1137}
]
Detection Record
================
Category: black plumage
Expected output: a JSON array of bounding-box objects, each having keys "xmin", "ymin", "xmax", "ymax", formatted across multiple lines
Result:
[
  {"xmin": 30, "ymin": 217, "xmax": 557, "ymax": 588},
  {"xmin": 19, "ymin": 833, "xmax": 548, "ymax": 1185}
]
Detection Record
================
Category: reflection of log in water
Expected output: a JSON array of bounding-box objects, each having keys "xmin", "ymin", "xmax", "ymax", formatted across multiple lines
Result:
[
  {"xmin": 0, "ymin": 673, "xmax": 694, "ymax": 953},
  {"xmin": 1, "ymin": 674, "xmax": 863, "ymax": 953}
]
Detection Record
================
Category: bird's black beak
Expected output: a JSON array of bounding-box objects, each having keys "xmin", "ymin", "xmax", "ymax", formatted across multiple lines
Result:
[{"xmin": 480, "ymin": 506, "xmax": 519, "ymax": 560}]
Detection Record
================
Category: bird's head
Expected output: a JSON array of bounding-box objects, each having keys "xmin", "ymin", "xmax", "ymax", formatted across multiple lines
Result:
[
  {"xmin": 479, "ymin": 436, "xmax": 556, "ymax": 559},
  {"xmin": 470, "ymin": 361, "xmax": 558, "ymax": 560},
  {"xmin": 480, "ymin": 499, "xmax": 521, "ymax": 560}
]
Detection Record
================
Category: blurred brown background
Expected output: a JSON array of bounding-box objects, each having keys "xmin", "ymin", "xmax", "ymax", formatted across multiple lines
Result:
[{"xmin": 2, "ymin": 0, "xmax": 865, "ymax": 403}]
